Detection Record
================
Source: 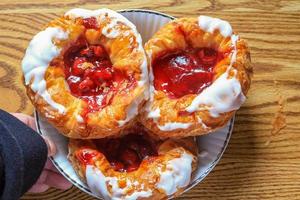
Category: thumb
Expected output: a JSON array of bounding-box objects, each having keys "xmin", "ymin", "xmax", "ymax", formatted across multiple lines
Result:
[
  {"xmin": 11, "ymin": 113, "xmax": 36, "ymax": 130},
  {"xmin": 11, "ymin": 113, "xmax": 57, "ymax": 157},
  {"xmin": 41, "ymin": 136, "xmax": 57, "ymax": 157}
]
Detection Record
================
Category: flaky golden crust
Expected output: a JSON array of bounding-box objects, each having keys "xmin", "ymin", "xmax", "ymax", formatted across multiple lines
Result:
[
  {"xmin": 24, "ymin": 10, "xmax": 147, "ymax": 139},
  {"xmin": 68, "ymin": 137, "xmax": 198, "ymax": 199},
  {"xmin": 140, "ymin": 17, "xmax": 252, "ymax": 139}
]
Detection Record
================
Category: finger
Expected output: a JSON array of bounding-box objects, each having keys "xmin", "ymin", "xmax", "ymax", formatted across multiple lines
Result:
[
  {"xmin": 42, "ymin": 136, "xmax": 57, "ymax": 156},
  {"xmin": 11, "ymin": 113, "xmax": 36, "ymax": 130},
  {"xmin": 45, "ymin": 171, "xmax": 72, "ymax": 190},
  {"xmin": 35, "ymin": 169, "xmax": 49, "ymax": 184},
  {"xmin": 28, "ymin": 183, "xmax": 50, "ymax": 193},
  {"xmin": 44, "ymin": 160, "xmax": 72, "ymax": 190},
  {"xmin": 44, "ymin": 159, "xmax": 60, "ymax": 173},
  {"xmin": 11, "ymin": 113, "xmax": 56, "ymax": 156}
]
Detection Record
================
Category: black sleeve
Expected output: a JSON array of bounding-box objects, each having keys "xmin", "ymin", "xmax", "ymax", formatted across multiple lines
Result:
[{"xmin": 0, "ymin": 109, "xmax": 48, "ymax": 200}]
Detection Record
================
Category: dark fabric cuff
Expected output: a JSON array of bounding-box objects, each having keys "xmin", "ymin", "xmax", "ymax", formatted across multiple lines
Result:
[
  {"xmin": 0, "ymin": 153, "xmax": 3, "ymax": 195},
  {"xmin": 0, "ymin": 110, "xmax": 48, "ymax": 200}
]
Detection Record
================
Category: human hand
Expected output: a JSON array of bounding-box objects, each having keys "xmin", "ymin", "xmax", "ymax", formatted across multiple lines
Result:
[{"xmin": 11, "ymin": 113, "xmax": 72, "ymax": 193}]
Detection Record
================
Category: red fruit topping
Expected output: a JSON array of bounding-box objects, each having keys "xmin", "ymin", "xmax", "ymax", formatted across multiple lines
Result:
[
  {"xmin": 105, "ymin": 139, "xmax": 120, "ymax": 158},
  {"xmin": 110, "ymin": 161, "xmax": 125, "ymax": 172},
  {"xmin": 93, "ymin": 69, "xmax": 113, "ymax": 81},
  {"xmin": 128, "ymin": 141, "xmax": 140, "ymax": 152},
  {"xmin": 82, "ymin": 17, "xmax": 98, "ymax": 29},
  {"xmin": 120, "ymin": 149, "xmax": 139, "ymax": 166},
  {"xmin": 93, "ymin": 46, "xmax": 104, "ymax": 57},
  {"xmin": 198, "ymin": 48, "xmax": 218, "ymax": 65},
  {"xmin": 80, "ymin": 48, "xmax": 94, "ymax": 58},
  {"xmin": 76, "ymin": 149, "xmax": 100, "ymax": 165},
  {"xmin": 78, "ymin": 77, "xmax": 94, "ymax": 92},
  {"xmin": 63, "ymin": 37, "xmax": 136, "ymax": 115},
  {"xmin": 153, "ymin": 48, "xmax": 224, "ymax": 98},
  {"xmin": 67, "ymin": 75, "xmax": 81, "ymax": 92},
  {"xmin": 126, "ymin": 162, "xmax": 140, "ymax": 172},
  {"xmin": 139, "ymin": 144, "xmax": 155, "ymax": 158},
  {"xmin": 94, "ymin": 60, "xmax": 111, "ymax": 69},
  {"xmin": 90, "ymin": 133, "xmax": 158, "ymax": 172},
  {"xmin": 72, "ymin": 57, "xmax": 86, "ymax": 76}
]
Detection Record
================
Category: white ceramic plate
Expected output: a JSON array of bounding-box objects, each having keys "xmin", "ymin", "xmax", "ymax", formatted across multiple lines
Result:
[{"xmin": 34, "ymin": 9, "xmax": 233, "ymax": 199}]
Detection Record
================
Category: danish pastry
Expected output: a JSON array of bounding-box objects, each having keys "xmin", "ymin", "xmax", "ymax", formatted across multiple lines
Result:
[
  {"xmin": 68, "ymin": 126, "xmax": 198, "ymax": 199},
  {"xmin": 22, "ymin": 8, "xmax": 148, "ymax": 138},
  {"xmin": 140, "ymin": 16, "xmax": 252, "ymax": 138}
]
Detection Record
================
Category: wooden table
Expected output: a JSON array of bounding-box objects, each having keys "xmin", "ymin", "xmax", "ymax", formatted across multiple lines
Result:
[{"xmin": 0, "ymin": 0, "xmax": 299, "ymax": 199}]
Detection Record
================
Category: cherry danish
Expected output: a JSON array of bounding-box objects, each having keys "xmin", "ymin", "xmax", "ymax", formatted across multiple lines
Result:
[
  {"xmin": 22, "ymin": 8, "xmax": 148, "ymax": 138},
  {"xmin": 140, "ymin": 15, "xmax": 252, "ymax": 138},
  {"xmin": 68, "ymin": 127, "xmax": 198, "ymax": 199}
]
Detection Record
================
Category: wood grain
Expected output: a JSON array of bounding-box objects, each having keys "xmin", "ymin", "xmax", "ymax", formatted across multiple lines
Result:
[{"xmin": 0, "ymin": 0, "xmax": 299, "ymax": 199}]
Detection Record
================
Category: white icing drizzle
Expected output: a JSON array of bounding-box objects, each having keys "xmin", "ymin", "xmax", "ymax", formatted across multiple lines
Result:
[
  {"xmin": 145, "ymin": 69, "xmax": 156, "ymax": 118},
  {"xmin": 185, "ymin": 34, "xmax": 246, "ymax": 117},
  {"xmin": 138, "ymin": 52, "xmax": 149, "ymax": 91},
  {"xmin": 186, "ymin": 72, "xmax": 245, "ymax": 117},
  {"xmin": 117, "ymin": 101, "xmax": 138, "ymax": 127},
  {"xmin": 133, "ymin": 181, "xmax": 139, "ymax": 187},
  {"xmin": 85, "ymin": 165, "xmax": 152, "ymax": 200},
  {"xmin": 106, "ymin": 177, "xmax": 129, "ymax": 198},
  {"xmin": 124, "ymin": 190, "xmax": 153, "ymax": 200},
  {"xmin": 22, "ymin": 27, "xmax": 68, "ymax": 114},
  {"xmin": 197, "ymin": 116, "xmax": 209, "ymax": 130},
  {"xmin": 76, "ymin": 115, "xmax": 84, "ymax": 123},
  {"xmin": 66, "ymin": 8, "xmax": 149, "ymax": 125},
  {"xmin": 85, "ymin": 152, "xmax": 193, "ymax": 198},
  {"xmin": 198, "ymin": 15, "xmax": 232, "ymax": 37},
  {"xmin": 156, "ymin": 152, "xmax": 193, "ymax": 195},
  {"xmin": 117, "ymin": 92, "xmax": 144, "ymax": 127},
  {"xmin": 86, "ymin": 165, "xmax": 110, "ymax": 199},
  {"xmin": 147, "ymin": 107, "xmax": 160, "ymax": 119},
  {"xmin": 65, "ymin": 8, "xmax": 109, "ymax": 19},
  {"xmin": 102, "ymin": 19, "xmax": 120, "ymax": 38},
  {"xmin": 157, "ymin": 122, "xmax": 192, "ymax": 131},
  {"xmin": 229, "ymin": 35, "xmax": 239, "ymax": 67}
]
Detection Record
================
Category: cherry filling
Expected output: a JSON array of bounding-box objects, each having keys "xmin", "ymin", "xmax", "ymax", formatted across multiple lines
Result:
[
  {"xmin": 63, "ymin": 36, "xmax": 135, "ymax": 113},
  {"xmin": 76, "ymin": 133, "xmax": 158, "ymax": 172},
  {"xmin": 153, "ymin": 48, "xmax": 224, "ymax": 98},
  {"xmin": 76, "ymin": 148, "xmax": 101, "ymax": 166},
  {"xmin": 82, "ymin": 17, "xmax": 98, "ymax": 29}
]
